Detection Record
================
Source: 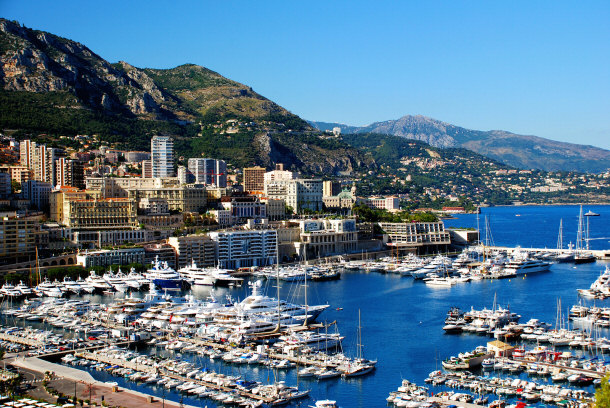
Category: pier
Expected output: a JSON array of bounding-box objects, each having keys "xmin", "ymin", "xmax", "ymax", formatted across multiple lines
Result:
[
  {"xmin": 73, "ymin": 350, "xmax": 293, "ymax": 405},
  {"xmin": 482, "ymin": 245, "xmax": 610, "ymax": 260}
]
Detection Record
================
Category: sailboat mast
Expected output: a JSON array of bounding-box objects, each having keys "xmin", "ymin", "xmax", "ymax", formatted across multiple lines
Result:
[
  {"xmin": 304, "ymin": 242, "xmax": 308, "ymax": 326},
  {"xmin": 275, "ymin": 232, "xmax": 280, "ymax": 331},
  {"xmin": 357, "ymin": 309, "xmax": 362, "ymax": 360}
]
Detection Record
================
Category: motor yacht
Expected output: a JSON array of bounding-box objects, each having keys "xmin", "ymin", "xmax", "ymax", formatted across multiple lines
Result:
[{"xmin": 145, "ymin": 257, "xmax": 183, "ymax": 290}]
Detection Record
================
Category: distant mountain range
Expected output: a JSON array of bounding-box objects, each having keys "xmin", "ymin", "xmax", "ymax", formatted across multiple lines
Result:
[
  {"xmin": 310, "ymin": 115, "xmax": 610, "ymax": 173},
  {"xmin": 1, "ymin": 18, "xmax": 608, "ymax": 175},
  {"xmin": 0, "ymin": 18, "xmax": 378, "ymax": 174}
]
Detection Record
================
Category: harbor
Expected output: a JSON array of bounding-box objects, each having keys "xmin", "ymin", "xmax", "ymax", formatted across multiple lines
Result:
[{"xmin": 0, "ymin": 205, "xmax": 607, "ymax": 407}]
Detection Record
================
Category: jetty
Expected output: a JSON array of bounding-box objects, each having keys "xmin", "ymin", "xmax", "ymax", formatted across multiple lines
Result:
[{"xmin": 482, "ymin": 245, "xmax": 610, "ymax": 260}]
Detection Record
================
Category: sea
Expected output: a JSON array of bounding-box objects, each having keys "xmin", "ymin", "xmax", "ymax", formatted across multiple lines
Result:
[{"xmin": 10, "ymin": 205, "xmax": 610, "ymax": 407}]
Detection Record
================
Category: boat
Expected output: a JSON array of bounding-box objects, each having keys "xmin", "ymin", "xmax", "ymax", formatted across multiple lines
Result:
[
  {"xmin": 145, "ymin": 256, "xmax": 183, "ymax": 290},
  {"xmin": 503, "ymin": 249, "xmax": 551, "ymax": 275},
  {"xmin": 311, "ymin": 400, "xmax": 338, "ymax": 408},
  {"xmin": 85, "ymin": 270, "xmax": 113, "ymax": 291},
  {"xmin": 574, "ymin": 205, "xmax": 597, "ymax": 264},
  {"xmin": 35, "ymin": 278, "xmax": 64, "ymax": 298},
  {"xmin": 341, "ymin": 310, "xmax": 376, "ymax": 378},
  {"xmin": 1, "ymin": 283, "xmax": 23, "ymax": 298}
]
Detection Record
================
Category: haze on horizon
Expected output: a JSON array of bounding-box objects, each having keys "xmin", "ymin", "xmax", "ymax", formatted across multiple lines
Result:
[{"xmin": 2, "ymin": 0, "xmax": 609, "ymax": 149}]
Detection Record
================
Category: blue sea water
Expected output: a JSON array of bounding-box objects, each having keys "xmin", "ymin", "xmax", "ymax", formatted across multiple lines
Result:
[
  {"xmin": 444, "ymin": 204, "xmax": 610, "ymax": 251},
  {"xmin": 22, "ymin": 205, "xmax": 610, "ymax": 407}
]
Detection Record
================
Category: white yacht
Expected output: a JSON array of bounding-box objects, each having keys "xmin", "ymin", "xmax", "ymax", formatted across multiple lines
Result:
[
  {"xmin": 15, "ymin": 281, "xmax": 34, "ymax": 296},
  {"xmin": 504, "ymin": 250, "xmax": 551, "ymax": 275},
  {"xmin": 215, "ymin": 280, "xmax": 328, "ymax": 323},
  {"xmin": 35, "ymin": 278, "xmax": 64, "ymax": 298},
  {"xmin": 1, "ymin": 283, "xmax": 23, "ymax": 298},
  {"xmin": 103, "ymin": 270, "xmax": 129, "ymax": 293},
  {"xmin": 61, "ymin": 276, "xmax": 84, "ymax": 294},
  {"xmin": 85, "ymin": 270, "xmax": 113, "ymax": 291}
]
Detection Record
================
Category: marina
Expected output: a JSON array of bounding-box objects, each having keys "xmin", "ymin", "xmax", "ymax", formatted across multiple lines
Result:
[{"xmin": 0, "ymin": 205, "xmax": 607, "ymax": 407}]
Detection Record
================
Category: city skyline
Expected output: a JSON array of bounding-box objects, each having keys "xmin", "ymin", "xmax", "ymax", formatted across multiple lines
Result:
[{"xmin": 2, "ymin": 1, "xmax": 609, "ymax": 149}]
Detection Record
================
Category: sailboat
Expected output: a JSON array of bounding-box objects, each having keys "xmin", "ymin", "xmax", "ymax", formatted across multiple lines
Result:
[
  {"xmin": 555, "ymin": 219, "xmax": 575, "ymax": 263},
  {"xmin": 341, "ymin": 310, "xmax": 376, "ymax": 377},
  {"xmin": 574, "ymin": 206, "xmax": 596, "ymax": 264}
]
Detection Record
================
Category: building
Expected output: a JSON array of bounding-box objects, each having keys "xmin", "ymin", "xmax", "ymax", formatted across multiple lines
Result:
[
  {"xmin": 363, "ymin": 196, "xmax": 400, "ymax": 211},
  {"xmin": 208, "ymin": 229, "xmax": 277, "ymax": 269},
  {"xmin": 49, "ymin": 187, "xmax": 90, "ymax": 223},
  {"xmin": 322, "ymin": 180, "xmax": 342, "ymax": 197},
  {"xmin": 265, "ymin": 179, "xmax": 323, "ymax": 214},
  {"xmin": 19, "ymin": 140, "xmax": 36, "ymax": 168},
  {"xmin": 208, "ymin": 209, "xmax": 232, "ymax": 226},
  {"xmin": 296, "ymin": 219, "xmax": 358, "ymax": 258},
  {"xmin": 177, "ymin": 166, "xmax": 195, "ymax": 185},
  {"xmin": 188, "ymin": 158, "xmax": 227, "ymax": 187},
  {"xmin": 0, "ymin": 173, "xmax": 10, "ymax": 198},
  {"xmin": 0, "ymin": 215, "xmax": 45, "ymax": 263},
  {"xmin": 76, "ymin": 248, "xmax": 145, "ymax": 268},
  {"xmin": 85, "ymin": 176, "xmax": 180, "ymax": 198},
  {"xmin": 72, "ymin": 229, "xmax": 166, "ymax": 248},
  {"xmin": 20, "ymin": 180, "xmax": 52, "ymax": 210},
  {"xmin": 144, "ymin": 243, "xmax": 177, "ymax": 269},
  {"xmin": 167, "ymin": 234, "xmax": 216, "ymax": 269},
  {"xmin": 125, "ymin": 151, "xmax": 150, "ymax": 163},
  {"xmin": 33, "ymin": 144, "xmax": 57, "ymax": 185},
  {"xmin": 378, "ymin": 221, "xmax": 451, "ymax": 253},
  {"xmin": 288, "ymin": 179, "xmax": 323, "ymax": 213},
  {"xmin": 263, "ymin": 164, "xmax": 296, "ymax": 185},
  {"xmin": 138, "ymin": 197, "xmax": 169, "ymax": 215},
  {"xmin": 55, "ymin": 158, "xmax": 85, "ymax": 189},
  {"xmin": 263, "ymin": 198, "xmax": 286, "ymax": 221},
  {"xmin": 323, "ymin": 189, "xmax": 357, "ymax": 212},
  {"xmin": 51, "ymin": 189, "xmax": 138, "ymax": 230},
  {"xmin": 128, "ymin": 185, "xmax": 207, "ymax": 213},
  {"xmin": 243, "ymin": 166, "xmax": 265, "ymax": 192},
  {"xmin": 141, "ymin": 160, "xmax": 153, "ymax": 178},
  {"xmin": 151, "ymin": 136, "xmax": 174, "ymax": 178},
  {"xmin": 0, "ymin": 165, "xmax": 32, "ymax": 185},
  {"xmin": 220, "ymin": 195, "xmax": 267, "ymax": 222}
]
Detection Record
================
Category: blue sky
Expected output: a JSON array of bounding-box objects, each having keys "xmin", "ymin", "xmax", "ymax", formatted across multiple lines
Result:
[{"xmin": 2, "ymin": 1, "xmax": 609, "ymax": 149}]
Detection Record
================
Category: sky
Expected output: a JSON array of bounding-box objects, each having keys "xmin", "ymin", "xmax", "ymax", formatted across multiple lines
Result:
[{"xmin": 2, "ymin": 1, "xmax": 610, "ymax": 149}]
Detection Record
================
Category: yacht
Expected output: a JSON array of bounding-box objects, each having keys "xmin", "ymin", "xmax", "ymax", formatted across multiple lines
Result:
[
  {"xmin": 85, "ymin": 270, "xmax": 113, "ymax": 291},
  {"xmin": 1, "ymin": 283, "xmax": 23, "ymax": 298},
  {"xmin": 145, "ymin": 257, "xmax": 183, "ymax": 290},
  {"xmin": 103, "ymin": 271, "xmax": 129, "ymax": 293},
  {"xmin": 35, "ymin": 278, "xmax": 64, "ymax": 298},
  {"xmin": 61, "ymin": 276, "xmax": 84, "ymax": 294},
  {"xmin": 215, "ymin": 280, "xmax": 328, "ymax": 322},
  {"xmin": 15, "ymin": 281, "xmax": 34, "ymax": 297},
  {"xmin": 503, "ymin": 250, "xmax": 551, "ymax": 275}
]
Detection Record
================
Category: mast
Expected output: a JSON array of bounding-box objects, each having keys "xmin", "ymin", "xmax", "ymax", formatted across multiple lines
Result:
[
  {"xmin": 357, "ymin": 309, "xmax": 363, "ymax": 360},
  {"xmin": 557, "ymin": 219, "xmax": 563, "ymax": 251},
  {"xmin": 576, "ymin": 205, "xmax": 584, "ymax": 254},
  {"xmin": 275, "ymin": 231, "xmax": 280, "ymax": 332},
  {"xmin": 303, "ymin": 242, "xmax": 308, "ymax": 326}
]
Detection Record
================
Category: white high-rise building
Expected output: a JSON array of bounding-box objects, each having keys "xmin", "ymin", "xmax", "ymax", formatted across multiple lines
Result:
[
  {"xmin": 187, "ymin": 158, "xmax": 226, "ymax": 187},
  {"xmin": 151, "ymin": 136, "xmax": 174, "ymax": 178}
]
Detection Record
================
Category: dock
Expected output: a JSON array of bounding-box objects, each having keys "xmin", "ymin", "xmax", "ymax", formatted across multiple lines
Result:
[{"xmin": 482, "ymin": 245, "xmax": 610, "ymax": 260}]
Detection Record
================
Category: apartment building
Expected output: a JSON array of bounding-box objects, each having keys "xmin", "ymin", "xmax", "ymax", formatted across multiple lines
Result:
[
  {"xmin": 243, "ymin": 166, "xmax": 265, "ymax": 192},
  {"xmin": 167, "ymin": 234, "xmax": 216, "ymax": 269},
  {"xmin": 151, "ymin": 136, "xmax": 174, "ymax": 178},
  {"xmin": 208, "ymin": 229, "xmax": 277, "ymax": 269}
]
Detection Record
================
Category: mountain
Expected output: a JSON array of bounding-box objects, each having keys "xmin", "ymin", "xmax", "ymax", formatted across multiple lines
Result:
[
  {"xmin": 0, "ymin": 18, "xmax": 373, "ymax": 174},
  {"xmin": 310, "ymin": 115, "xmax": 610, "ymax": 173}
]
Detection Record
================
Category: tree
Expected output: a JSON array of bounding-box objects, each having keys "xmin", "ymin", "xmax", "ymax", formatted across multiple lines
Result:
[
  {"xmin": 596, "ymin": 374, "xmax": 610, "ymax": 407},
  {"xmin": 10, "ymin": 180, "xmax": 20, "ymax": 194}
]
